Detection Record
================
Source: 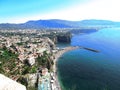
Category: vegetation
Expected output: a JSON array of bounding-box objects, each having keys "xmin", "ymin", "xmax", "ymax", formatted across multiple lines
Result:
[
  {"xmin": 0, "ymin": 47, "xmax": 18, "ymax": 76},
  {"xmin": 17, "ymin": 76, "xmax": 28, "ymax": 86},
  {"xmin": 37, "ymin": 51, "xmax": 54, "ymax": 71},
  {"xmin": 0, "ymin": 47, "xmax": 54, "ymax": 89},
  {"xmin": 0, "ymin": 47, "xmax": 54, "ymax": 75},
  {"xmin": 0, "ymin": 47, "xmax": 18, "ymax": 61},
  {"xmin": 16, "ymin": 42, "xmax": 24, "ymax": 46},
  {"xmin": 22, "ymin": 65, "xmax": 37, "ymax": 75},
  {"xmin": 27, "ymin": 86, "xmax": 37, "ymax": 90},
  {"xmin": 0, "ymin": 47, "xmax": 38, "ymax": 76}
]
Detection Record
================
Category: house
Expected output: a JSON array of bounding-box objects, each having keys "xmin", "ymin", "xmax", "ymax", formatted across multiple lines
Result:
[
  {"xmin": 27, "ymin": 55, "xmax": 35, "ymax": 66},
  {"xmin": 41, "ymin": 68, "xmax": 48, "ymax": 76}
]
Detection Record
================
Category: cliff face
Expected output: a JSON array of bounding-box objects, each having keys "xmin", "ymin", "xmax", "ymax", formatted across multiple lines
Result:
[
  {"xmin": 49, "ymin": 32, "xmax": 71, "ymax": 43},
  {"xmin": 57, "ymin": 32, "xmax": 71, "ymax": 43},
  {"xmin": 57, "ymin": 35, "xmax": 71, "ymax": 43}
]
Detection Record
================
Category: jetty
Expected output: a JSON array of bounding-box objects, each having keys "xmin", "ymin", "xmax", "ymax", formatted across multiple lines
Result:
[{"xmin": 80, "ymin": 46, "xmax": 100, "ymax": 53}]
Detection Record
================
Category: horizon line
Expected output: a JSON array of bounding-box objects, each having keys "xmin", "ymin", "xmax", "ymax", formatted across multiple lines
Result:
[{"xmin": 0, "ymin": 18, "xmax": 117, "ymax": 24}]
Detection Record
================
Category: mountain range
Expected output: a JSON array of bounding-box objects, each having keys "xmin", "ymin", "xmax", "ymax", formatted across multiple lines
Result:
[{"xmin": 0, "ymin": 19, "xmax": 120, "ymax": 29}]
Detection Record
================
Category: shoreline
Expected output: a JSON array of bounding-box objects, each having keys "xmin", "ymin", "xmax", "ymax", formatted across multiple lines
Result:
[{"xmin": 53, "ymin": 46, "xmax": 79, "ymax": 90}]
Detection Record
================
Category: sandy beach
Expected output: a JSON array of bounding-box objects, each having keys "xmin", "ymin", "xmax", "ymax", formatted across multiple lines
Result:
[{"xmin": 53, "ymin": 46, "xmax": 79, "ymax": 90}]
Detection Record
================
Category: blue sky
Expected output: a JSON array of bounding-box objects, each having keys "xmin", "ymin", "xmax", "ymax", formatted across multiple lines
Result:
[{"xmin": 0, "ymin": 0, "xmax": 120, "ymax": 23}]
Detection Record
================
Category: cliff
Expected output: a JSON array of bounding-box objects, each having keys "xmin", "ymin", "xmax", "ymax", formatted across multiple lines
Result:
[{"xmin": 49, "ymin": 32, "xmax": 71, "ymax": 43}]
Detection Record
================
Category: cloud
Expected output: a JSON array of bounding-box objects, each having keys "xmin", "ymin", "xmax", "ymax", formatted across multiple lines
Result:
[{"xmin": 38, "ymin": 0, "xmax": 120, "ymax": 21}]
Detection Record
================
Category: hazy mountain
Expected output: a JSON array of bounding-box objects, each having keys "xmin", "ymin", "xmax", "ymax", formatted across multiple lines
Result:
[
  {"xmin": 24, "ymin": 19, "xmax": 75, "ymax": 28},
  {"xmin": 0, "ymin": 19, "xmax": 120, "ymax": 29}
]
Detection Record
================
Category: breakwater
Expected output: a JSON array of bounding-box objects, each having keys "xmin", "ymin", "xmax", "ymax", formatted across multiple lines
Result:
[{"xmin": 81, "ymin": 47, "xmax": 100, "ymax": 53}]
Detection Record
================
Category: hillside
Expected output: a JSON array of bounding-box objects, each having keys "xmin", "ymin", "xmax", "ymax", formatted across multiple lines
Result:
[{"xmin": 0, "ymin": 19, "xmax": 120, "ymax": 29}]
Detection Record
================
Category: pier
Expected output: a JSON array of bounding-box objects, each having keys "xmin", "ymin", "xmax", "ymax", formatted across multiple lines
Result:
[{"xmin": 80, "ymin": 46, "xmax": 100, "ymax": 53}]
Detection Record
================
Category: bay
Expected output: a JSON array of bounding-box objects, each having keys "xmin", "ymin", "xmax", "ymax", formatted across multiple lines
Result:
[{"xmin": 57, "ymin": 28, "xmax": 120, "ymax": 90}]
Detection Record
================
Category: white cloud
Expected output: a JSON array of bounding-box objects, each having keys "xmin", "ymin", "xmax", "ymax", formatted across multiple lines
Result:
[{"xmin": 39, "ymin": 0, "xmax": 120, "ymax": 21}]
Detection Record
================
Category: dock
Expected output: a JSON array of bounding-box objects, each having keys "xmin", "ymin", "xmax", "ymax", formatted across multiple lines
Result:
[{"xmin": 80, "ymin": 46, "xmax": 100, "ymax": 53}]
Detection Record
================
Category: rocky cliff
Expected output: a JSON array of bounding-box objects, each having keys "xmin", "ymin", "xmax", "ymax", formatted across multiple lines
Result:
[{"xmin": 49, "ymin": 32, "xmax": 71, "ymax": 43}]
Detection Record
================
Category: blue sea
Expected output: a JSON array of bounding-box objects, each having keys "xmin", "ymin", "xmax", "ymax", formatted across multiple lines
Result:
[{"xmin": 57, "ymin": 28, "xmax": 120, "ymax": 90}]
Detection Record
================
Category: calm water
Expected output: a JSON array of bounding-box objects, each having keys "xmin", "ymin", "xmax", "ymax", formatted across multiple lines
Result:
[{"xmin": 57, "ymin": 28, "xmax": 120, "ymax": 90}]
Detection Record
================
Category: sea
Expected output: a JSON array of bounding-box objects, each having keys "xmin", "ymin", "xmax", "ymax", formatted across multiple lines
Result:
[{"xmin": 57, "ymin": 28, "xmax": 120, "ymax": 90}]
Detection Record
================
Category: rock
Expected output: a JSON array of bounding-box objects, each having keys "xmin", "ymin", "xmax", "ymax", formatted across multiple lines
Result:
[
  {"xmin": 57, "ymin": 34, "xmax": 71, "ymax": 43},
  {"xmin": 0, "ymin": 74, "xmax": 26, "ymax": 90},
  {"xmin": 26, "ymin": 74, "xmax": 38, "ymax": 87}
]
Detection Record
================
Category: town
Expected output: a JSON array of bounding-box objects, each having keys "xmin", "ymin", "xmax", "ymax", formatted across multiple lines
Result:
[{"xmin": 0, "ymin": 29, "xmax": 74, "ymax": 90}]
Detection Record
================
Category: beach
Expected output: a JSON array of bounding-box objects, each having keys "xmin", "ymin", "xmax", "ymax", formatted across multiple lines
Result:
[{"xmin": 52, "ymin": 46, "xmax": 79, "ymax": 90}]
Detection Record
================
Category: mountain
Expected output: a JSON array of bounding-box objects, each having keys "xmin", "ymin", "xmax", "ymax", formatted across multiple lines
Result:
[
  {"xmin": 77, "ymin": 19, "xmax": 120, "ymax": 27},
  {"xmin": 0, "ymin": 19, "xmax": 120, "ymax": 29},
  {"xmin": 24, "ymin": 19, "xmax": 75, "ymax": 28}
]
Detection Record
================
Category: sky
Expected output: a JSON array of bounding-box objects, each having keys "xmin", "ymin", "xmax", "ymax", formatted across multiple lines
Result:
[{"xmin": 0, "ymin": 0, "xmax": 120, "ymax": 23}]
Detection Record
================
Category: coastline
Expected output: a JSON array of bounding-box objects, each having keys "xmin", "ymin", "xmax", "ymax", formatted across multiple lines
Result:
[{"xmin": 53, "ymin": 46, "xmax": 79, "ymax": 90}]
